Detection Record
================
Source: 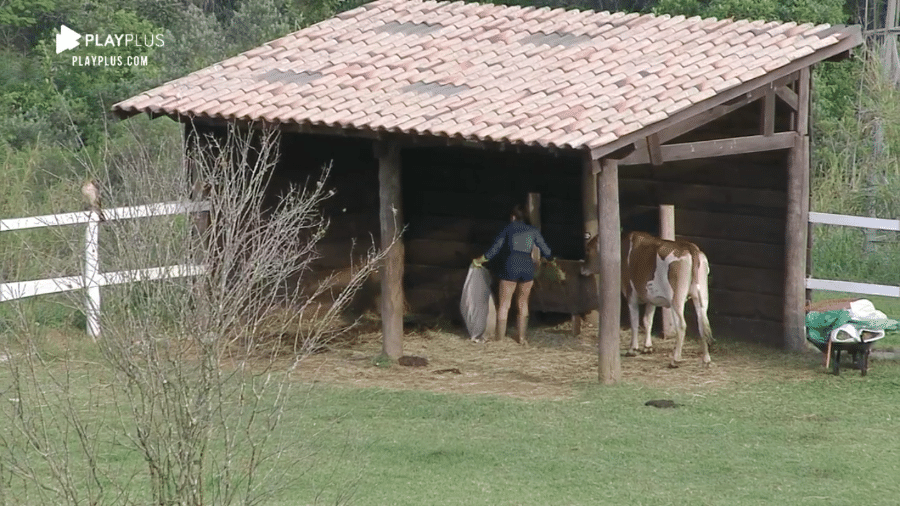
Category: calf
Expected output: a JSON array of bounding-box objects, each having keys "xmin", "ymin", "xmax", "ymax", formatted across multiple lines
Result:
[{"xmin": 583, "ymin": 232, "xmax": 712, "ymax": 368}]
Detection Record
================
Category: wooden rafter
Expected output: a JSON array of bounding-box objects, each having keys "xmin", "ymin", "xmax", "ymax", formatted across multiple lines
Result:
[
  {"xmin": 620, "ymin": 131, "xmax": 797, "ymax": 166},
  {"xmin": 774, "ymin": 85, "xmax": 799, "ymax": 111}
]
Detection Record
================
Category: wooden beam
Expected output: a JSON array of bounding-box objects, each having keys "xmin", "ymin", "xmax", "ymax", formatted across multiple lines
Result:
[
  {"xmin": 783, "ymin": 67, "xmax": 810, "ymax": 352},
  {"xmin": 376, "ymin": 140, "xmax": 405, "ymax": 360},
  {"xmin": 620, "ymin": 131, "xmax": 797, "ymax": 165},
  {"xmin": 589, "ymin": 28, "xmax": 862, "ymax": 160},
  {"xmin": 659, "ymin": 205, "xmax": 676, "ymax": 339},
  {"xmin": 596, "ymin": 158, "xmax": 622, "ymax": 385},
  {"xmin": 761, "ymin": 89, "xmax": 776, "ymax": 136},
  {"xmin": 581, "ymin": 154, "xmax": 599, "ymax": 328},
  {"xmin": 647, "ymin": 133, "xmax": 663, "ymax": 166},
  {"xmin": 527, "ymin": 192, "xmax": 541, "ymax": 264},
  {"xmin": 775, "ymin": 85, "xmax": 799, "ymax": 112}
]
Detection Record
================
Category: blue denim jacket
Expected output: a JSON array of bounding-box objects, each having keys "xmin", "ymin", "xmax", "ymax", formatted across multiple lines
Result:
[{"xmin": 484, "ymin": 221, "xmax": 552, "ymax": 261}]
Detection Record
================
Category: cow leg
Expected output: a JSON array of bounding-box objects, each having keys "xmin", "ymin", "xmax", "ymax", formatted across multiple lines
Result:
[
  {"xmin": 668, "ymin": 259, "xmax": 691, "ymax": 368},
  {"xmin": 691, "ymin": 291, "xmax": 713, "ymax": 366},
  {"xmin": 626, "ymin": 295, "xmax": 642, "ymax": 357},
  {"xmin": 668, "ymin": 306, "xmax": 688, "ymax": 368},
  {"xmin": 640, "ymin": 303, "xmax": 656, "ymax": 354}
]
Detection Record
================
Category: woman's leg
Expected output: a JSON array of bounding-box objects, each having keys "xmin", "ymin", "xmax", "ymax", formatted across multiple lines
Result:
[
  {"xmin": 515, "ymin": 280, "xmax": 534, "ymax": 344},
  {"xmin": 497, "ymin": 279, "xmax": 517, "ymax": 340}
]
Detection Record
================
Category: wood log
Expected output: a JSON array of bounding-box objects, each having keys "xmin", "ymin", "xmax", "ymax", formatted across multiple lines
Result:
[
  {"xmin": 596, "ymin": 158, "xmax": 622, "ymax": 384},
  {"xmin": 659, "ymin": 205, "xmax": 676, "ymax": 339},
  {"xmin": 582, "ymin": 156, "xmax": 599, "ymax": 327},
  {"xmin": 783, "ymin": 67, "xmax": 810, "ymax": 352},
  {"xmin": 377, "ymin": 141, "xmax": 404, "ymax": 359}
]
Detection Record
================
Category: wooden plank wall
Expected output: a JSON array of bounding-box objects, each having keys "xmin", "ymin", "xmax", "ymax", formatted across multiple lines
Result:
[
  {"xmin": 273, "ymin": 132, "xmax": 382, "ymax": 313},
  {"xmin": 402, "ymin": 146, "xmax": 584, "ymax": 317}
]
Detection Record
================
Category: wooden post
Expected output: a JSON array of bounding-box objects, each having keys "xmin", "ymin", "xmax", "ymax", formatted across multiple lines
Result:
[
  {"xmin": 376, "ymin": 141, "xmax": 404, "ymax": 360},
  {"xmin": 527, "ymin": 192, "xmax": 541, "ymax": 265},
  {"xmin": 596, "ymin": 157, "xmax": 622, "ymax": 384},
  {"xmin": 784, "ymin": 67, "xmax": 810, "ymax": 352},
  {"xmin": 581, "ymin": 157, "xmax": 599, "ymax": 328},
  {"xmin": 760, "ymin": 88, "xmax": 776, "ymax": 136},
  {"xmin": 659, "ymin": 204, "xmax": 676, "ymax": 339}
]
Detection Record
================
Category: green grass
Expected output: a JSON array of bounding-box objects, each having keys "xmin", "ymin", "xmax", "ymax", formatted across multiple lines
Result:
[
  {"xmin": 7, "ymin": 339, "xmax": 900, "ymax": 506},
  {"xmin": 283, "ymin": 370, "xmax": 900, "ymax": 506}
]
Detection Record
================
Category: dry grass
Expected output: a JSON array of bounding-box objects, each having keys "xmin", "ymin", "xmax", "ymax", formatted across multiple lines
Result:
[{"xmin": 293, "ymin": 316, "xmax": 821, "ymax": 400}]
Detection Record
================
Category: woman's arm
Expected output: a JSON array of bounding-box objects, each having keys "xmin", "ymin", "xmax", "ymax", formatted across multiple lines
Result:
[
  {"xmin": 534, "ymin": 230, "xmax": 552, "ymax": 259},
  {"xmin": 484, "ymin": 227, "xmax": 508, "ymax": 260}
]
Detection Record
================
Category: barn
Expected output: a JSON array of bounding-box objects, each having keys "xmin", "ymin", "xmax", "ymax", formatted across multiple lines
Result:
[{"xmin": 112, "ymin": 0, "xmax": 862, "ymax": 381}]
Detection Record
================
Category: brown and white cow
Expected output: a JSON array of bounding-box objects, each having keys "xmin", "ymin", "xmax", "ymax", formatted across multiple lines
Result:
[{"xmin": 583, "ymin": 231, "xmax": 712, "ymax": 368}]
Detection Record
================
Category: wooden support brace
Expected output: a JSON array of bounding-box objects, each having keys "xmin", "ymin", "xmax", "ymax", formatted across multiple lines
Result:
[
  {"xmin": 621, "ymin": 131, "xmax": 797, "ymax": 166},
  {"xmin": 761, "ymin": 89, "xmax": 775, "ymax": 136},
  {"xmin": 775, "ymin": 86, "xmax": 799, "ymax": 112},
  {"xmin": 647, "ymin": 133, "xmax": 663, "ymax": 166}
]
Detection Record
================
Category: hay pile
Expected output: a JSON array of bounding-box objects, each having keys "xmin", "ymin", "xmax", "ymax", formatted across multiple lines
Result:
[{"xmin": 291, "ymin": 317, "xmax": 814, "ymax": 400}]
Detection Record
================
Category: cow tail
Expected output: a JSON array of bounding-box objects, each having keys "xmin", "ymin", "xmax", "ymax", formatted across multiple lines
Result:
[
  {"xmin": 690, "ymin": 245, "xmax": 714, "ymax": 344},
  {"xmin": 688, "ymin": 244, "xmax": 702, "ymax": 287}
]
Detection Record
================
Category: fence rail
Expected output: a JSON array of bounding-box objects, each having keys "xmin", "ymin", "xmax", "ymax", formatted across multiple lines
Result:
[
  {"xmin": 1, "ymin": 201, "xmax": 209, "ymax": 338},
  {"xmin": 808, "ymin": 211, "xmax": 899, "ymax": 231},
  {"xmin": 807, "ymin": 211, "xmax": 900, "ymax": 298}
]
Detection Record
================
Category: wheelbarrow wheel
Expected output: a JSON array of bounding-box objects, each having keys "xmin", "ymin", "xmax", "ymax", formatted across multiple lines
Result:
[{"xmin": 832, "ymin": 348, "xmax": 841, "ymax": 376}]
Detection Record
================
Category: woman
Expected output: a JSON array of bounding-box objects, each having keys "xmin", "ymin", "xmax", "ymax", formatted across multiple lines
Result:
[{"xmin": 472, "ymin": 205, "xmax": 556, "ymax": 344}]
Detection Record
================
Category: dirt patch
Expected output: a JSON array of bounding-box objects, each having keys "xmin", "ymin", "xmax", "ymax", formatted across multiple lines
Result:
[{"xmin": 294, "ymin": 317, "xmax": 817, "ymax": 400}]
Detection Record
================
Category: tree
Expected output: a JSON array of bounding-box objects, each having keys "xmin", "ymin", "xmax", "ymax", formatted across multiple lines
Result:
[{"xmin": 0, "ymin": 121, "xmax": 394, "ymax": 504}]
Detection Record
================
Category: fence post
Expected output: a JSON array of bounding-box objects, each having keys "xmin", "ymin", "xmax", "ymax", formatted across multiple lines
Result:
[{"xmin": 84, "ymin": 214, "xmax": 101, "ymax": 339}]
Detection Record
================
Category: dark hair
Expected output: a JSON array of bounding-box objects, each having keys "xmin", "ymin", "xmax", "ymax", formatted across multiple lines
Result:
[{"xmin": 510, "ymin": 205, "xmax": 527, "ymax": 223}]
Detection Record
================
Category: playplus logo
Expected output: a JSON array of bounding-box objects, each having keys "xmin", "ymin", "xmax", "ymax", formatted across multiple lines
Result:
[{"xmin": 56, "ymin": 25, "xmax": 164, "ymax": 66}]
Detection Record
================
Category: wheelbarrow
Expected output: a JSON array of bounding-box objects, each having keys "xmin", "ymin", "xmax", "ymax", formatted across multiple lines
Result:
[
  {"xmin": 820, "ymin": 339, "xmax": 876, "ymax": 376},
  {"xmin": 806, "ymin": 301, "xmax": 898, "ymax": 376}
]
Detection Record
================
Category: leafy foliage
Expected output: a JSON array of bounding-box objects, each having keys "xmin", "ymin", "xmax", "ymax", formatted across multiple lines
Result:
[{"xmin": 0, "ymin": 0, "xmax": 897, "ymax": 307}]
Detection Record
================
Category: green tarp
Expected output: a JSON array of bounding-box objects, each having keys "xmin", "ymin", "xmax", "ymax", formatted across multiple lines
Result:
[{"xmin": 806, "ymin": 309, "xmax": 900, "ymax": 352}]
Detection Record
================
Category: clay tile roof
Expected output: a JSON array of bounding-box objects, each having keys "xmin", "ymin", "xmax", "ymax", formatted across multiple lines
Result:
[{"xmin": 113, "ymin": 0, "xmax": 862, "ymax": 153}]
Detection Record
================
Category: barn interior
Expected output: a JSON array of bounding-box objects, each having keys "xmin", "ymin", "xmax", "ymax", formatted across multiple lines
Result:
[{"xmin": 184, "ymin": 85, "xmax": 799, "ymax": 347}]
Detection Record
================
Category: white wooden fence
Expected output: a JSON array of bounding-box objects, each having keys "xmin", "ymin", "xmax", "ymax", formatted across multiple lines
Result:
[
  {"xmin": 806, "ymin": 211, "xmax": 900, "ymax": 298},
  {"xmin": 0, "ymin": 201, "xmax": 209, "ymax": 338}
]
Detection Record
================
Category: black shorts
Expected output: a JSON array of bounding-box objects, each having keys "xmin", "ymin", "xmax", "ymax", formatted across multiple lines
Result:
[{"xmin": 499, "ymin": 252, "xmax": 535, "ymax": 282}]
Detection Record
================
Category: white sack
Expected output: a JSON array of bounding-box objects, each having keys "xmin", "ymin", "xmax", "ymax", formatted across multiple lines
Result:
[
  {"xmin": 848, "ymin": 299, "xmax": 888, "ymax": 321},
  {"xmin": 460, "ymin": 266, "xmax": 497, "ymax": 341}
]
